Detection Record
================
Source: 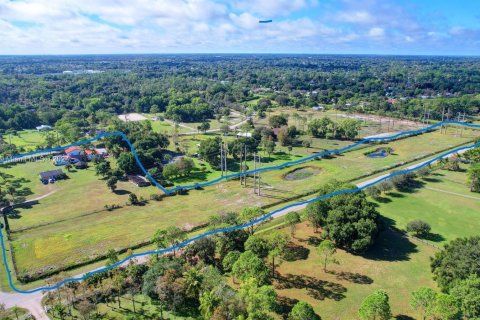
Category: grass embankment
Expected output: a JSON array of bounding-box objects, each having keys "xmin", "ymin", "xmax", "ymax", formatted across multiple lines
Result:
[
  {"xmin": 375, "ymin": 166, "xmax": 480, "ymax": 244},
  {"xmin": 2, "ymin": 128, "xmax": 478, "ymax": 287},
  {"xmin": 260, "ymin": 166, "xmax": 479, "ymax": 319},
  {"xmin": 271, "ymin": 222, "xmax": 437, "ymax": 319},
  {"xmin": 41, "ymin": 223, "xmax": 439, "ymax": 320}
]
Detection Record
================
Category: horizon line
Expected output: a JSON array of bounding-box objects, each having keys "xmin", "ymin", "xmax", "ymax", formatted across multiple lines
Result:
[{"xmin": 1, "ymin": 52, "xmax": 480, "ymax": 58}]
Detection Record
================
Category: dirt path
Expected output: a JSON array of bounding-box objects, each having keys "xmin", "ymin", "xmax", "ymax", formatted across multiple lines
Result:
[
  {"xmin": 356, "ymin": 147, "xmax": 472, "ymax": 188},
  {"xmin": 425, "ymin": 187, "xmax": 480, "ymax": 200},
  {"xmin": 0, "ymin": 290, "xmax": 47, "ymax": 319},
  {"xmin": 163, "ymin": 119, "xmax": 196, "ymax": 131},
  {"xmin": 27, "ymin": 189, "xmax": 57, "ymax": 202},
  {"xmin": 177, "ymin": 116, "xmax": 251, "ymax": 135}
]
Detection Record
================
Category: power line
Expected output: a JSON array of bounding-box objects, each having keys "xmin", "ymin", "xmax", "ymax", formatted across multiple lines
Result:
[
  {"xmin": 253, "ymin": 153, "xmax": 261, "ymax": 195},
  {"xmin": 253, "ymin": 152, "xmax": 257, "ymax": 193},
  {"xmin": 220, "ymin": 141, "xmax": 224, "ymax": 176},
  {"xmin": 219, "ymin": 141, "xmax": 228, "ymax": 177}
]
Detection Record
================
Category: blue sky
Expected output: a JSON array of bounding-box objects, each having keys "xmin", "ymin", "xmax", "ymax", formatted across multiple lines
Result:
[{"xmin": 0, "ymin": 0, "xmax": 479, "ymax": 55}]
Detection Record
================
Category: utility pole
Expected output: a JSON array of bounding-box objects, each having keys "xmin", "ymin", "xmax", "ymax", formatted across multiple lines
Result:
[
  {"xmin": 224, "ymin": 142, "xmax": 228, "ymax": 177},
  {"xmin": 455, "ymin": 112, "xmax": 460, "ymax": 137},
  {"xmin": 445, "ymin": 108, "xmax": 451, "ymax": 134},
  {"xmin": 253, "ymin": 153, "xmax": 257, "ymax": 193},
  {"xmin": 460, "ymin": 112, "xmax": 466, "ymax": 137},
  {"xmin": 240, "ymin": 144, "xmax": 247, "ymax": 186},
  {"xmin": 252, "ymin": 153, "xmax": 262, "ymax": 195},
  {"xmin": 243, "ymin": 144, "xmax": 247, "ymax": 186},
  {"xmin": 257, "ymin": 155, "xmax": 261, "ymax": 196},
  {"xmin": 220, "ymin": 142, "xmax": 224, "ymax": 177},
  {"xmin": 440, "ymin": 106, "xmax": 445, "ymax": 134},
  {"xmin": 220, "ymin": 141, "xmax": 227, "ymax": 177},
  {"xmin": 422, "ymin": 105, "xmax": 427, "ymax": 125},
  {"xmin": 239, "ymin": 144, "xmax": 243, "ymax": 186}
]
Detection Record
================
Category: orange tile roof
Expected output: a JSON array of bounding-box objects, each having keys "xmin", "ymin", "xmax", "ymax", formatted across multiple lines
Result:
[{"xmin": 65, "ymin": 146, "xmax": 81, "ymax": 153}]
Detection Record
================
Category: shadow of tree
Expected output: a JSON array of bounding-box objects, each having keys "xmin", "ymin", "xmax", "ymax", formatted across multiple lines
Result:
[
  {"xmin": 424, "ymin": 232, "xmax": 445, "ymax": 243},
  {"xmin": 171, "ymin": 170, "xmax": 211, "ymax": 183},
  {"xmin": 6, "ymin": 208, "xmax": 22, "ymax": 219},
  {"xmin": 374, "ymin": 196, "xmax": 392, "ymax": 203},
  {"xmin": 333, "ymin": 271, "xmax": 373, "ymax": 284},
  {"xmin": 387, "ymin": 192, "xmax": 405, "ymax": 198},
  {"xmin": 275, "ymin": 273, "xmax": 347, "ymax": 301},
  {"xmin": 306, "ymin": 236, "xmax": 322, "ymax": 246},
  {"xmin": 275, "ymin": 295, "xmax": 299, "ymax": 318},
  {"xmin": 395, "ymin": 179, "xmax": 426, "ymax": 193},
  {"xmin": 282, "ymin": 243, "xmax": 310, "ymax": 262},
  {"xmin": 363, "ymin": 228, "xmax": 418, "ymax": 262},
  {"xmin": 396, "ymin": 315, "xmax": 415, "ymax": 320},
  {"xmin": 113, "ymin": 189, "xmax": 131, "ymax": 196}
]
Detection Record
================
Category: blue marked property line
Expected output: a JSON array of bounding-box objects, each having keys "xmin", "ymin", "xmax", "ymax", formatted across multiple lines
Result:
[
  {"xmin": 1, "ymin": 121, "xmax": 479, "ymax": 294},
  {"xmin": 1, "ymin": 120, "xmax": 479, "ymax": 196},
  {"xmin": 1, "ymin": 139, "xmax": 479, "ymax": 294}
]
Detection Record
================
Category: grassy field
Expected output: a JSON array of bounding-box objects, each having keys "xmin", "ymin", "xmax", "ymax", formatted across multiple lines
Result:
[
  {"xmin": 375, "ymin": 165, "xmax": 480, "ymax": 244},
  {"xmin": 265, "ymin": 167, "xmax": 479, "ymax": 319},
  {"xmin": 2, "ymin": 129, "xmax": 47, "ymax": 151},
  {"xmin": 146, "ymin": 111, "xmax": 245, "ymax": 135},
  {"xmin": 33, "ymin": 165, "xmax": 477, "ymax": 319},
  {"xmin": 258, "ymin": 108, "xmax": 424, "ymax": 138},
  {"xmin": 2, "ymin": 126, "xmax": 478, "ymax": 285},
  {"xmin": 258, "ymin": 127, "xmax": 479, "ymax": 196},
  {"xmin": 270, "ymin": 222, "xmax": 438, "ymax": 320}
]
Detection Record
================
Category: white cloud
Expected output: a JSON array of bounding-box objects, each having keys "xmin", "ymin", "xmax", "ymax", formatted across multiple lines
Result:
[
  {"xmin": 336, "ymin": 11, "xmax": 374, "ymax": 23},
  {"xmin": 449, "ymin": 27, "xmax": 464, "ymax": 35},
  {"xmin": 0, "ymin": 0, "xmax": 479, "ymax": 54},
  {"xmin": 229, "ymin": 12, "xmax": 260, "ymax": 30},
  {"xmin": 233, "ymin": 0, "xmax": 309, "ymax": 17},
  {"xmin": 368, "ymin": 27, "xmax": 384, "ymax": 38}
]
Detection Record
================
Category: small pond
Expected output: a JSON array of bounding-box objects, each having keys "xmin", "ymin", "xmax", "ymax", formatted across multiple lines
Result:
[
  {"xmin": 366, "ymin": 148, "xmax": 391, "ymax": 158},
  {"xmin": 283, "ymin": 167, "xmax": 322, "ymax": 181}
]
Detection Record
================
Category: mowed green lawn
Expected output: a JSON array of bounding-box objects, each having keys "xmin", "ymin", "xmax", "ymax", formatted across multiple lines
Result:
[
  {"xmin": 4, "ymin": 128, "xmax": 479, "ymax": 282},
  {"xmin": 2, "ymin": 129, "xmax": 47, "ymax": 151},
  {"xmin": 375, "ymin": 166, "xmax": 480, "ymax": 244},
  {"xmin": 259, "ymin": 128, "xmax": 479, "ymax": 195},
  {"xmin": 273, "ymin": 222, "xmax": 437, "ymax": 320}
]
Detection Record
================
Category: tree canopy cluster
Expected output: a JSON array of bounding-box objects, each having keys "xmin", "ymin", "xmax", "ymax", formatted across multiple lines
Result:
[
  {"xmin": 1, "ymin": 54, "xmax": 479, "ymax": 134},
  {"xmin": 306, "ymin": 180, "xmax": 380, "ymax": 253},
  {"xmin": 43, "ymin": 207, "xmax": 323, "ymax": 320}
]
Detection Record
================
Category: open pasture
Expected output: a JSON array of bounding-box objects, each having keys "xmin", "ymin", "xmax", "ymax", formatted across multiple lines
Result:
[{"xmin": 3, "ymin": 126, "xmax": 479, "ymax": 283}]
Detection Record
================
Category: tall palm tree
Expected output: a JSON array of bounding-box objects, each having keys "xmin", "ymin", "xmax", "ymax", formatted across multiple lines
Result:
[
  {"xmin": 11, "ymin": 306, "xmax": 20, "ymax": 320},
  {"xmin": 183, "ymin": 267, "xmax": 203, "ymax": 298},
  {"xmin": 5, "ymin": 129, "xmax": 16, "ymax": 145}
]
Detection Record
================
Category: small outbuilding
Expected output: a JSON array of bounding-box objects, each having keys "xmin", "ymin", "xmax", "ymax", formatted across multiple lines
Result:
[
  {"xmin": 39, "ymin": 169, "xmax": 64, "ymax": 182},
  {"xmin": 127, "ymin": 174, "xmax": 151, "ymax": 187},
  {"xmin": 36, "ymin": 124, "xmax": 52, "ymax": 131},
  {"xmin": 36, "ymin": 125, "xmax": 52, "ymax": 131},
  {"xmin": 94, "ymin": 148, "xmax": 109, "ymax": 158},
  {"xmin": 236, "ymin": 132, "xmax": 252, "ymax": 137}
]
